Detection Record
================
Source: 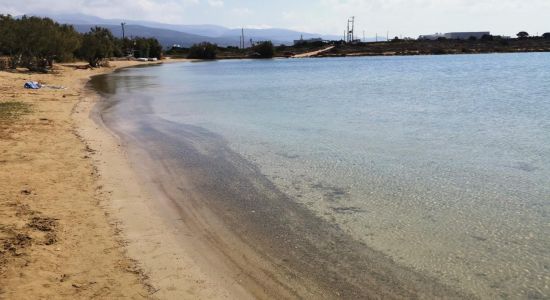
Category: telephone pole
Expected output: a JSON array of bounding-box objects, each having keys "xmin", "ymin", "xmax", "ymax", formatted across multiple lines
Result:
[
  {"xmin": 121, "ymin": 22, "xmax": 126, "ymax": 40},
  {"xmin": 346, "ymin": 16, "xmax": 355, "ymax": 43},
  {"xmin": 241, "ymin": 28, "xmax": 245, "ymax": 49}
]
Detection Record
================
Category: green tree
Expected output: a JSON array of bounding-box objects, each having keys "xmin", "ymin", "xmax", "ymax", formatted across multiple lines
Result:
[
  {"xmin": 132, "ymin": 38, "xmax": 163, "ymax": 59},
  {"xmin": 251, "ymin": 41, "xmax": 275, "ymax": 58},
  {"xmin": 480, "ymin": 34, "xmax": 494, "ymax": 41},
  {"xmin": 147, "ymin": 38, "xmax": 163, "ymax": 59},
  {"xmin": 79, "ymin": 27, "xmax": 116, "ymax": 67},
  {"xmin": 0, "ymin": 15, "xmax": 19, "ymax": 68},
  {"xmin": 4, "ymin": 16, "xmax": 80, "ymax": 71},
  {"xmin": 517, "ymin": 31, "xmax": 529, "ymax": 39},
  {"xmin": 187, "ymin": 42, "xmax": 217, "ymax": 59}
]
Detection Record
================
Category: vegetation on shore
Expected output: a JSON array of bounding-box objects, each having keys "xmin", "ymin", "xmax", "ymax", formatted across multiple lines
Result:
[
  {"xmin": 187, "ymin": 42, "xmax": 218, "ymax": 59},
  {"xmin": 1, "ymin": 14, "xmax": 548, "ymax": 68},
  {"xmin": 277, "ymin": 33, "xmax": 550, "ymax": 57},
  {"xmin": 168, "ymin": 41, "xmax": 276, "ymax": 59},
  {"xmin": 170, "ymin": 33, "xmax": 550, "ymax": 59},
  {"xmin": 0, "ymin": 15, "xmax": 162, "ymax": 71}
]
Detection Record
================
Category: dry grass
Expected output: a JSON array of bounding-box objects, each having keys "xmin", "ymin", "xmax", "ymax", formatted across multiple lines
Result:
[{"xmin": 0, "ymin": 101, "xmax": 31, "ymax": 119}]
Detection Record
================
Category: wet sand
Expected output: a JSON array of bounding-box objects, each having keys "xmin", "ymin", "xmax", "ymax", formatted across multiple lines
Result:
[{"xmin": 91, "ymin": 68, "xmax": 473, "ymax": 299}]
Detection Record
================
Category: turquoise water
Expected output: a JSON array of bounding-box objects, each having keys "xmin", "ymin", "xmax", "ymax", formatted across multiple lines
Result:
[{"xmin": 107, "ymin": 54, "xmax": 549, "ymax": 298}]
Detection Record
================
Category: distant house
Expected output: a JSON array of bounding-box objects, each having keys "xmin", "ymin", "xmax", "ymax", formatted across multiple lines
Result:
[
  {"xmin": 443, "ymin": 32, "xmax": 490, "ymax": 40},
  {"xmin": 418, "ymin": 32, "xmax": 491, "ymax": 40},
  {"xmin": 418, "ymin": 33, "xmax": 445, "ymax": 40},
  {"xmin": 294, "ymin": 36, "xmax": 323, "ymax": 46}
]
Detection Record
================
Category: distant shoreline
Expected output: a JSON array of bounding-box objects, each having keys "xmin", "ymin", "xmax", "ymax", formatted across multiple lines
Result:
[{"xmin": 171, "ymin": 37, "xmax": 550, "ymax": 59}]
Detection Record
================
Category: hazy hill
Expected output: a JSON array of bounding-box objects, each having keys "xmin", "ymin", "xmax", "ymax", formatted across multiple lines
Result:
[
  {"xmin": 24, "ymin": 13, "xmax": 343, "ymax": 47},
  {"xmin": 72, "ymin": 24, "xmax": 235, "ymax": 48}
]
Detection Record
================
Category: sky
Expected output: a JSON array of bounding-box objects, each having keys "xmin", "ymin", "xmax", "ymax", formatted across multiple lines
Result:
[{"xmin": 1, "ymin": 0, "xmax": 549, "ymax": 37}]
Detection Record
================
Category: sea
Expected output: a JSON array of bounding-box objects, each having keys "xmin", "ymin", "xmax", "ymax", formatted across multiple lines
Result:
[{"xmin": 93, "ymin": 53, "xmax": 550, "ymax": 299}]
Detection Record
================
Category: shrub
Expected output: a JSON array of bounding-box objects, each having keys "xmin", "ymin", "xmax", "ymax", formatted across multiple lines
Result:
[
  {"xmin": 78, "ymin": 27, "xmax": 116, "ymax": 67},
  {"xmin": 187, "ymin": 42, "xmax": 217, "ymax": 59},
  {"xmin": 517, "ymin": 31, "xmax": 529, "ymax": 39},
  {"xmin": 430, "ymin": 48, "xmax": 446, "ymax": 55},
  {"xmin": 133, "ymin": 37, "xmax": 163, "ymax": 59},
  {"xmin": 0, "ymin": 15, "xmax": 80, "ymax": 71},
  {"xmin": 251, "ymin": 41, "xmax": 275, "ymax": 58}
]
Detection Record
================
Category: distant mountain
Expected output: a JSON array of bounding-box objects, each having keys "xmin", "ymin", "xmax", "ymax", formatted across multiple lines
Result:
[
  {"xmin": 72, "ymin": 24, "xmax": 235, "ymax": 48},
  {"xmin": 23, "ymin": 13, "xmax": 342, "ymax": 47}
]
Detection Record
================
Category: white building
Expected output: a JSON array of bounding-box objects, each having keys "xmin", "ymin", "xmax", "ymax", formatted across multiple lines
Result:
[
  {"xmin": 443, "ymin": 32, "xmax": 490, "ymax": 40},
  {"xmin": 418, "ymin": 33, "xmax": 445, "ymax": 40},
  {"xmin": 418, "ymin": 32, "xmax": 491, "ymax": 40}
]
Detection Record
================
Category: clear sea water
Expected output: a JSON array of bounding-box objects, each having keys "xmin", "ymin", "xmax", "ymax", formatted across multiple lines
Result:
[{"xmin": 109, "ymin": 54, "xmax": 550, "ymax": 298}]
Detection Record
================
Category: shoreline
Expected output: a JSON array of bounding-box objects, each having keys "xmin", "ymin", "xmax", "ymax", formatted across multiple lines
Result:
[
  {"xmin": 80, "ymin": 64, "xmax": 264, "ymax": 298},
  {"xmin": 90, "ymin": 64, "xmax": 472, "ymax": 299},
  {"xmin": 0, "ymin": 59, "xmax": 211, "ymax": 298}
]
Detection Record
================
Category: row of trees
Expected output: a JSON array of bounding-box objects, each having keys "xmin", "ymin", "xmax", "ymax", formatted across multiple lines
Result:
[
  {"xmin": 185, "ymin": 41, "xmax": 275, "ymax": 59},
  {"xmin": 517, "ymin": 31, "xmax": 550, "ymax": 39},
  {"xmin": 0, "ymin": 15, "xmax": 162, "ymax": 71}
]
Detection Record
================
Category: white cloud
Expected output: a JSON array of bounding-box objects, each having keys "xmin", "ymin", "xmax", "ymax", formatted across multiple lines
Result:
[
  {"xmin": 0, "ymin": 0, "xmax": 548, "ymax": 36},
  {"xmin": 230, "ymin": 7, "xmax": 253, "ymax": 16},
  {"xmin": 207, "ymin": 0, "xmax": 223, "ymax": 8}
]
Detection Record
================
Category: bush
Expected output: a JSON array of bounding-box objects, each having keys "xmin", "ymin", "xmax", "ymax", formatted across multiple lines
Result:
[
  {"xmin": 0, "ymin": 15, "xmax": 80, "ymax": 71},
  {"xmin": 78, "ymin": 27, "xmax": 116, "ymax": 67},
  {"xmin": 430, "ymin": 48, "xmax": 446, "ymax": 55},
  {"xmin": 251, "ymin": 41, "xmax": 275, "ymax": 58},
  {"xmin": 1, "ymin": 15, "xmax": 165, "ymax": 70},
  {"xmin": 481, "ymin": 34, "xmax": 494, "ymax": 41},
  {"xmin": 187, "ymin": 42, "xmax": 217, "ymax": 59},
  {"xmin": 517, "ymin": 31, "xmax": 529, "ymax": 39},
  {"xmin": 133, "ymin": 37, "xmax": 162, "ymax": 59}
]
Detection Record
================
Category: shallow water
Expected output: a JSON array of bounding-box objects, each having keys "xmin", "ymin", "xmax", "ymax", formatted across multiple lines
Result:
[{"xmin": 97, "ymin": 54, "xmax": 549, "ymax": 298}]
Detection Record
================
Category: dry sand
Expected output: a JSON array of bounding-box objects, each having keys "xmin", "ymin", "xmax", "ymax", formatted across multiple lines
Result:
[
  {"xmin": 292, "ymin": 46, "xmax": 335, "ymax": 58},
  {"xmin": 0, "ymin": 60, "xmax": 247, "ymax": 299}
]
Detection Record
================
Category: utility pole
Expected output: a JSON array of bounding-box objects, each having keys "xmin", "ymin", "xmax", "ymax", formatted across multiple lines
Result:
[
  {"xmin": 386, "ymin": 31, "xmax": 389, "ymax": 41},
  {"xmin": 346, "ymin": 19, "xmax": 349, "ymax": 43},
  {"xmin": 363, "ymin": 30, "xmax": 366, "ymax": 42},
  {"xmin": 346, "ymin": 16, "xmax": 355, "ymax": 43},
  {"xmin": 121, "ymin": 22, "xmax": 126, "ymax": 40},
  {"xmin": 121, "ymin": 22, "xmax": 127, "ymax": 55},
  {"xmin": 241, "ymin": 28, "xmax": 245, "ymax": 49}
]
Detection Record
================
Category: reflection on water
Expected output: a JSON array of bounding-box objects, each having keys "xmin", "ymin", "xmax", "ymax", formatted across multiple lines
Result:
[{"xmin": 99, "ymin": 54, "xmax": 550, "ymax": 299}]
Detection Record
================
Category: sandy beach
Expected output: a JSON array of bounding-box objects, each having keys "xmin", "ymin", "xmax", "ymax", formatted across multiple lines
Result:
[
  {"xmin": 0, "ymin": 60, "xmax": 319, "ymax": 299},
  {"xmin": 0, "ymin": 60, "xmax": 221, "ymax": 299},
  {"xmin": 0, "ymin": 61, "xmax": 152, "ymax": 298}
]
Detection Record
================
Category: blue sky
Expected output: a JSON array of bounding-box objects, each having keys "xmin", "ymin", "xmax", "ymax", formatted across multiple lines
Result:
[{"xmin": 1, "ymin": 0, "xmax": 549, "ymax": 37}]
